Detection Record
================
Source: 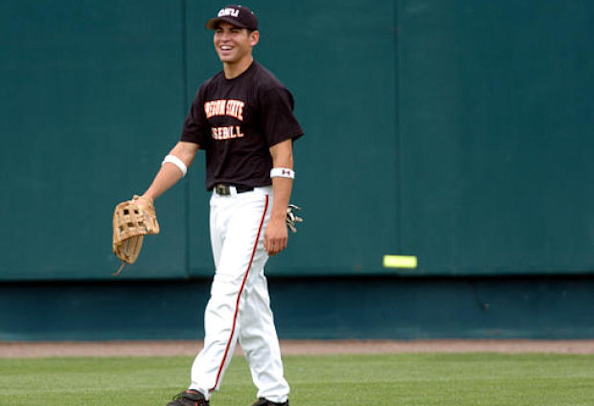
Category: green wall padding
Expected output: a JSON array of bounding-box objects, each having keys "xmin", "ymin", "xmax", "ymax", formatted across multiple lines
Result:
[{"xmin": 1, "ymin": 1, "xmax": 593, "ymax": 280}]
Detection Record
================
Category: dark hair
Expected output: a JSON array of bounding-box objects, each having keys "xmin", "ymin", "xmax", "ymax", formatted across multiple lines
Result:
[{"xmin": 213, "ymin": 22, "xmax": 256, "ymax": 34}]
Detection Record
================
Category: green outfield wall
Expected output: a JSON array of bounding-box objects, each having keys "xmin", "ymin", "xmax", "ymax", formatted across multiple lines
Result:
[
  {"xmin": 1, "ymin": 0, "xmax": 593, "ymax": 339},
  {"xmin": 2, "ymin": 276, "xmax": 593, "ymax": 341},
  {"xmin": 2, "ymin": 0, "xmax": 592, "ymax": 281}
]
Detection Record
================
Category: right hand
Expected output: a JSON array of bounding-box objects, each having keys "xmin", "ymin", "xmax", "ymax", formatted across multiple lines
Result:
[{"xmin": 134, "ymin": 194, "xmax": 154, "ymax": 211}]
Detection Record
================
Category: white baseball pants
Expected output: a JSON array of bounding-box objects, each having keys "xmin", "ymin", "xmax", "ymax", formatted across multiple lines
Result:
[{"xmin": 189, "ymin": 186, "xmax": 289, "ymax": 403}]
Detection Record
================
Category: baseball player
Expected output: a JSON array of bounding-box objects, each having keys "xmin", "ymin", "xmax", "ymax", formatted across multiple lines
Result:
[{"xmin": 135, "ymin": 5, "xmax": 303, "ymax": 406}]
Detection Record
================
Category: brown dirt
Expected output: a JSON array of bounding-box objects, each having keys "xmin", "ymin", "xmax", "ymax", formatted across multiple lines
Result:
[{"xmin": 1, "ymin": 339, "xmax": 594, "ymax": 358}]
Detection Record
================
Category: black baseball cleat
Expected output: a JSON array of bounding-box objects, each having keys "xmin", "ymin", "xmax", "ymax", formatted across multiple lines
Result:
[
  {"xmin": 250, "ymin": 398, "xmax": 289, "ymax": 406},
  {"xmin": 166, "ymin": 390, "xmax": 209, "ymax": 406}
]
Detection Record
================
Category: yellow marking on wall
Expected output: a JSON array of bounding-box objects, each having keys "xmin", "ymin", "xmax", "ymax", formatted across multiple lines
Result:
[{"xmin": 383, "ymin": 255, "xmax": 418, "ymax": 269}]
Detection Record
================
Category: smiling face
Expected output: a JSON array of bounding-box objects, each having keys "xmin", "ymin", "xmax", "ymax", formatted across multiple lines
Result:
[{"xmin": 213, "ymin": 21, "xmax": 259, "ymax": 75}]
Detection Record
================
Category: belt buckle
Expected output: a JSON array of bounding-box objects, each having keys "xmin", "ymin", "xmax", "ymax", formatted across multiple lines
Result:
[{"xmin": 215, "ymin": 184, "xmax": 230, "ymax": 195}]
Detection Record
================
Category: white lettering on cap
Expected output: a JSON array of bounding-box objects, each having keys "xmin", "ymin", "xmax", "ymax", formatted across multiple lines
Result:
[{"xmin": 218, "ymin": 7, "xmax": 240, "ymax": 17}]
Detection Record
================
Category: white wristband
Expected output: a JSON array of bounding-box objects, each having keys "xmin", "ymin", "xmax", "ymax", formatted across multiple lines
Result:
[
  {"xmin": 270, "ymin": 167, "xmax": 295, "ymax": 179},
  {"xmin": 162, "ymin": 155, "xmax": 187, "ymax": 177}
]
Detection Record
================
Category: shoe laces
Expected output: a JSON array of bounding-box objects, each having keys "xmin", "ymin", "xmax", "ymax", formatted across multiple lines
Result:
[{"xmin": 171, "ymin": 390, "xmax": 208, "ymax": 406}]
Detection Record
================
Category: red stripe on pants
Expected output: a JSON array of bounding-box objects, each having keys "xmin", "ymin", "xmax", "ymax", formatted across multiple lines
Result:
[{"xmin": 209, "ymin": 195, "xmax": 269, "ymax": 392}]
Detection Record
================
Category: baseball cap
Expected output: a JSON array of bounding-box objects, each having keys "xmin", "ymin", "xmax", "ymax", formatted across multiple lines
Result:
[{"xmin": 206, "ymin": 5, "xmax": 258, "ymax": 30}]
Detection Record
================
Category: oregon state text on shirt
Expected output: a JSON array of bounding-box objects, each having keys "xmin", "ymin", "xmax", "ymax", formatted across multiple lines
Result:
[{"xmin": 204, "ymin": 99, "xmax": 245, "ymax": 140}]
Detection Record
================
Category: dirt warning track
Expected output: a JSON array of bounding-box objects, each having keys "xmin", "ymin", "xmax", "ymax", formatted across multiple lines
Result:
[{"xmin": 1, "ymin": 339, "xmax": 594, "ymax": 358}]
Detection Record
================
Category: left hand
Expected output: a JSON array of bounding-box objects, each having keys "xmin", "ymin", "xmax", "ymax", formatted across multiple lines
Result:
[{"xmin": 264, "ymin": 217, "xmax": 288, "ymax": 256}]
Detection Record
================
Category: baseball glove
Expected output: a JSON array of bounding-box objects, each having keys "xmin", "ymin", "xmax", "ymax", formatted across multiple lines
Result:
[
  {"xmin": 286, "ymin": 204, "xmax": 303, "ymax": 233},
  {"xmin": 112, "ymin": 195, "xmax": 160, "ymax": 275}
]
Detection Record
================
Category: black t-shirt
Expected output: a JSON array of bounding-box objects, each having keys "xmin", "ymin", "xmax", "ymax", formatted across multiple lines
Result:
[{"xmin": 180, "ymin": 62, "xmax": 304, "ymax": 190}]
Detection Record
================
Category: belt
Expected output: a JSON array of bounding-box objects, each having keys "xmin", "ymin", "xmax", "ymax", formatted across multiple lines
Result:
[{"xmin": 214, "ymin": 184, "xmax": 254, "ymax": 195}]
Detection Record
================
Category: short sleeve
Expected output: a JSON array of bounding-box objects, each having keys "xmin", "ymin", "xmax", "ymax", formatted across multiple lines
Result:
[
  {"xmin": 180, "ymin": 86, "xmax": 210, "ymax": 148},
  {"xmin": 259, "ymin": 87, "xmax": 304, "ymax": 147}
]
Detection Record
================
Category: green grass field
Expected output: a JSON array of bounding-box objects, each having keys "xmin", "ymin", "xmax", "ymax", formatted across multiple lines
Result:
[{"xmin": 1, "ymin": 353, "xmax": 593, "ymax": 406}]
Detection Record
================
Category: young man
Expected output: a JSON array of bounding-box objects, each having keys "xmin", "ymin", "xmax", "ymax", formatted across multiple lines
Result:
[{"xmin": 136, "ymin": 5, "xmax": 303, "ymax": 406}]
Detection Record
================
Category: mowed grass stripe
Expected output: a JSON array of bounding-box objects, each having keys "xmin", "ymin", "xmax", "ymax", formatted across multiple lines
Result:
[{"xmin": 1, "ymin": 353, "xmax": 593, "ymax": 406}]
